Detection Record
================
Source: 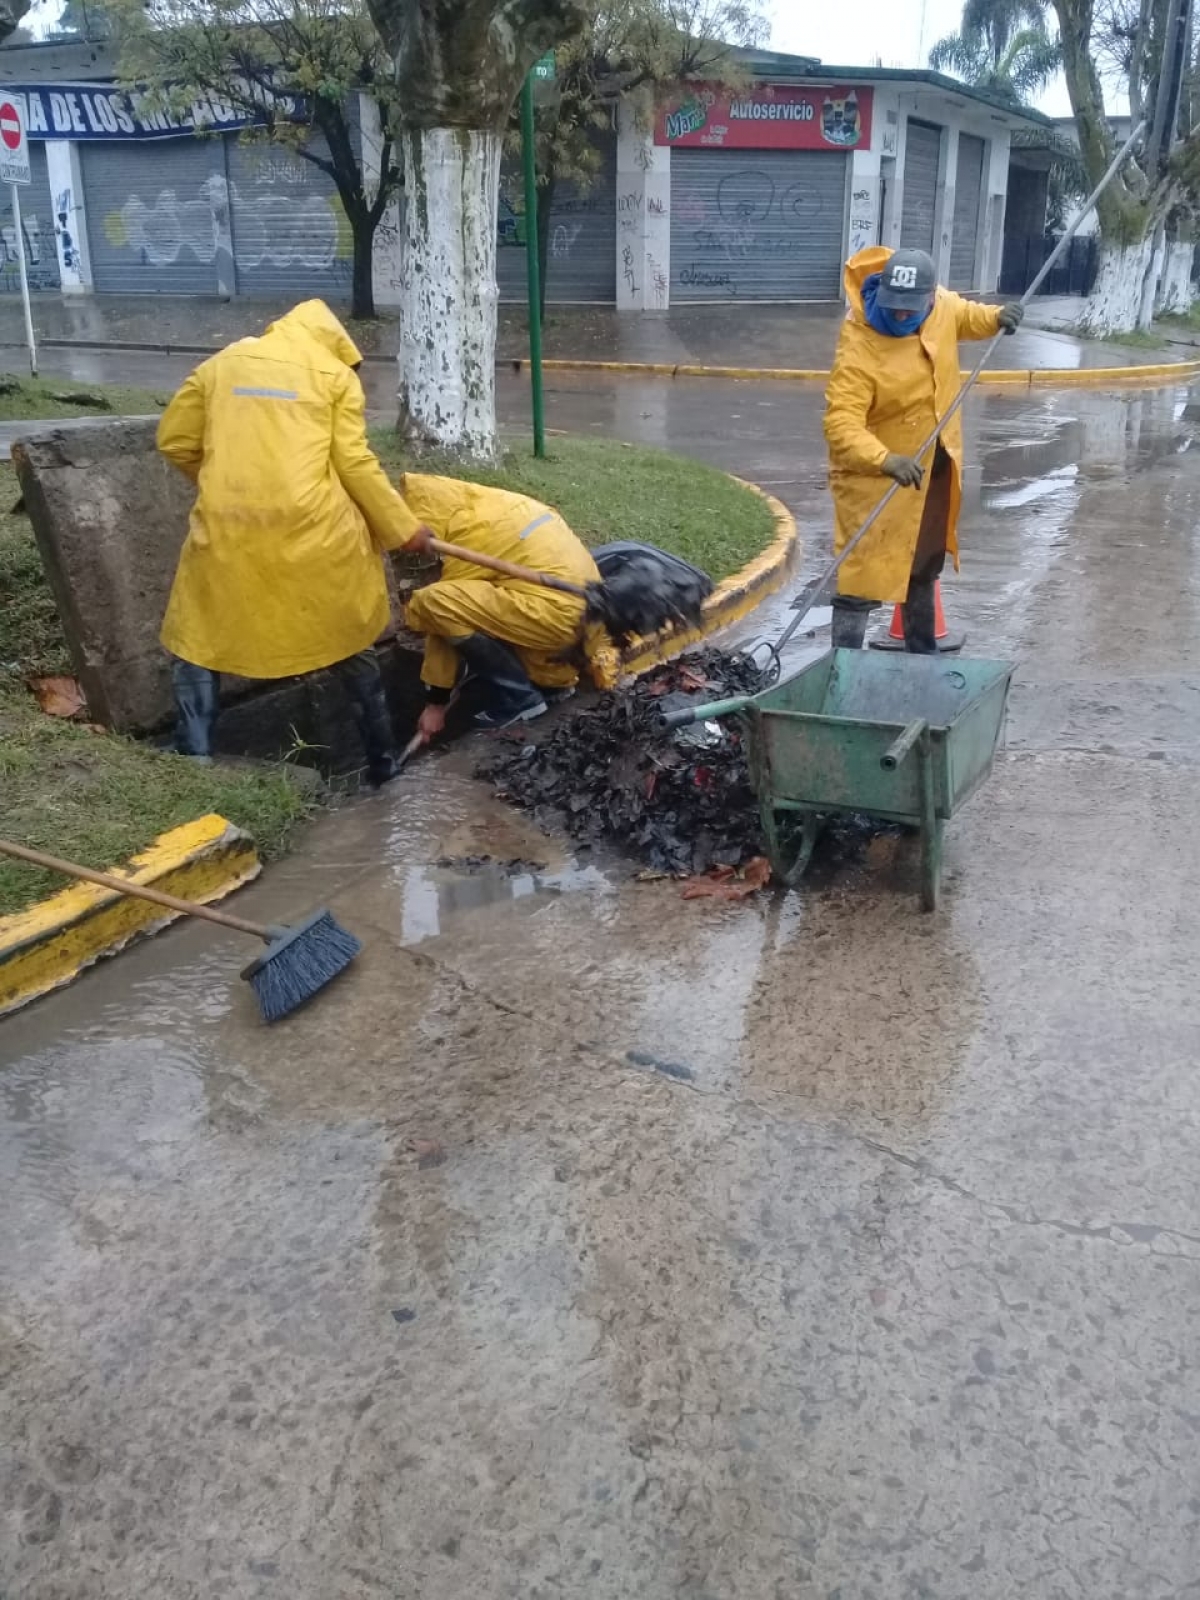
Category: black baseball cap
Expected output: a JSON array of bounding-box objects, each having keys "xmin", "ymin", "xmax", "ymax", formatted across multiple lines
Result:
[{"xmin": 876, "ymin": 249, "xmax": 936, "ymax": 309}]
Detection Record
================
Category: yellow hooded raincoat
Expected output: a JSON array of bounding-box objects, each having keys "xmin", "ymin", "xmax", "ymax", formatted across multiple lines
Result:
[
  {"xmin": 824, "ymin": 247, "xmax": 1003, "ymax": 605},
  {"xmin": 402, "ymin": 474, "xmax": 602, "ymax": 693},
  {"xmin": 159, "ymin": 300, "xmax": 420, "ymax": 679}
]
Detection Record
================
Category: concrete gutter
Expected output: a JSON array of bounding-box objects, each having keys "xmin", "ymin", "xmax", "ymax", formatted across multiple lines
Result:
[
  {"xmin": 511, "ymin": 357, "xmax": 1200, "ymax": 389},
  {"xmin": 0, "ymin": 814, "xmax": 260, "ymax": 1017},
  {"xmin": 2, "ymin": 475, "xmax": 796, "ymax": 990}
]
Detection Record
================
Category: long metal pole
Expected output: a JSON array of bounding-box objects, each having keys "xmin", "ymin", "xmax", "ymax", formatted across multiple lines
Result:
[
  {"xmin": 519, "ymin": 71, "xmax": 546, "ymax": 459},
  {"xmin": 11, "ymin": 183, "xmax": 36, "ymax": 377},
  {"xmin": 772, "ymin": 118, "xmax": 1148, "ymax": 656}
]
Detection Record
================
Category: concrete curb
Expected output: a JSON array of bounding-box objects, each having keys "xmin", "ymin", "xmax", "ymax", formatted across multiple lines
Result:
[
  {"xmin": 591, "ymin": 480, "xmax": 799, "ymax": 688},
  {"xmin": 0, "ymin": 813, "xmax": 261, "ymax": 1017},
  {"xmin": 5, "ymin": 336, "xmax": 1194, "ymax": 387},
  {"xmin": 512, "ymin": 356, "xmax": 1200, "ymax": 389}
]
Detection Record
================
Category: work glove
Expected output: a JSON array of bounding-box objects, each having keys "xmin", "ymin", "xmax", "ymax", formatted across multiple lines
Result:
[
  {"xmin": 882, "ymin": 453, "xmax": 925, "ymax": 489},
  {"xmin": 997, "ymin": 302, "xmax": 1024, "ymax": 334}
]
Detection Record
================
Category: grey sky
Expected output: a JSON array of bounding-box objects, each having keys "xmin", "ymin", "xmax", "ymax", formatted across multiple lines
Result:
[{"xmin": 766, "ymin": 0, "xmax": 1075, "ymax": 116}]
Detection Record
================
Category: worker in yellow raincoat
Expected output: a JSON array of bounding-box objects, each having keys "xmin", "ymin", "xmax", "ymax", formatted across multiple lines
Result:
[
  {"xmin": 158, "ymin": 300, "xmax": 432, "ymax": 783},
  {"xmin": 824, "ymin": 246, "xmax": 1023, "ymax": 652},
  {"xmin": 401, "ymin": 474, "xmax": 604, "ymax": 737}
]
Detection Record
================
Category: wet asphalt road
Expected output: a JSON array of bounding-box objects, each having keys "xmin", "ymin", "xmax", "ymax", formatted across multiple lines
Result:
[{"xmin": 3, "ymin": 364, "xmax": 1200, "ymax": 1598}]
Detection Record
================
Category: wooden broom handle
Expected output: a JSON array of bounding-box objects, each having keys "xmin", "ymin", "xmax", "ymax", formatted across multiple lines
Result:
[
  {"xmin": 428, "ymin": 537, "xmax": 589, "ymax": 599},
  {"xmin": 0, "ymin": 838, "xmax": 271, "ymax": 940}
]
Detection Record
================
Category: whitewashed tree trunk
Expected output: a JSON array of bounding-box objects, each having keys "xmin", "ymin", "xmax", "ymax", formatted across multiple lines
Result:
[
  {"xmin": 399, "ymin": 127, "xmax": 501, "ymax": 460},
  {"xmin": 1138, "ymin": 222, "xmax": 1165, "ymax": 331},
  {"xmin": 1155, "ymin": 240, "xmax": 1196, "ymax": 316},
  {"xmin": 1077, "ymin": 238, "xmax": 1156, "ymax": 336}
]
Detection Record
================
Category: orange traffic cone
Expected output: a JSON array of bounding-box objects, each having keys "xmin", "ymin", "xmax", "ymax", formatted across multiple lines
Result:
[{"xmin": 870, "ymin": 579, "xmax": 965, "ymax": 653}]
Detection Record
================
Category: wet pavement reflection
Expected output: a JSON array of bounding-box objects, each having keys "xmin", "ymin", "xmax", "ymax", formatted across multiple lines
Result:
[{"xmin": 4, "ymin": 370, "xmax": 1200, "ymax": 1598}]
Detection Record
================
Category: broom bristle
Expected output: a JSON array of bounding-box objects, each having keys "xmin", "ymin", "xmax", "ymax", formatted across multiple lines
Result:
[{"xmin": 243, "ymin": 909, "xmax": 362, "ymax": 1023}]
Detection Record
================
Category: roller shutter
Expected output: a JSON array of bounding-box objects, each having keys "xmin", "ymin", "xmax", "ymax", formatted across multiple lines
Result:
[
  {"xmin": 497, "ymin": 137, "xmax": 617, "ymax": 303},
  {"xmin": 0, "ymin": 142, "xmax": 59, "ymax": 293},
  {"xmin": 949, "ymin": 133, "xmax": 985, "ymax": 288},
  {"xmin": 900, "ymin": 120, "xmax": 941, "ymax": 256},
  {"xmin": 227, "ymin": 136, "xmax": 350, "ymax": 298},
  {"xmin": 81, "ymin": 138, "xmax": 221, "ymax": 294},
  {"xmin": 670, "ymin": 148, "xmax": 848, "ymax": 301}
]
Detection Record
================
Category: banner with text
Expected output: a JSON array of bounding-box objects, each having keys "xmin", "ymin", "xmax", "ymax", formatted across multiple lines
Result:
[
  {"xmin": 4, "ymin": 81, "xmax": 304, "ymax": 141},
  {"xmin": 656, "ymin": 84, "xmax": 873, "ymax": 151}
]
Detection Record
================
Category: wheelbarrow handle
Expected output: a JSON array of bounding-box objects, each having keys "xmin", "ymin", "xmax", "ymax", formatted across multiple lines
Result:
[
  {"xmin": 881, "ymin": 718, "xmax": 927, "ymax": 770},
  {"xmin": 660, "ymin": 695, "xmax": 755, "ymax": 730}
]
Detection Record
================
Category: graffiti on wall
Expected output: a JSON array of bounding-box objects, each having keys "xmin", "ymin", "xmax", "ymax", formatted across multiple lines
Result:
[
  {"xmin": 101, "ymin": 165, "xmax": 350, "ymax": 275},
  {"xmin": 848, "ymin": 180, "xmax": 879, "ymax": 256},
  {"xmin": 54, "ymin": 187, "xmax": 78, "ymax": 271},
  {"xmin": 0, "ymin": 206, "xmax": 58, "ymax": 292},
  {"xmin": 497, "ymin": 180, "xmax": 606, "ymax": 250},
  {"xmin": 673, "ymin": 164, "xmax": 840, "ymax": 298}
]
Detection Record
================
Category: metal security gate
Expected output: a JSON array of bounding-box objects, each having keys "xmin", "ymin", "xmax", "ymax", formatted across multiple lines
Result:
[
  {"xmin": 81, "ymin": 138, "xmax": 221, "ymax": 293},
  {"xmin": 227, "ymin": 136, "xmax": 349, "ymax": 298},
  {"xmin": 900, "ymin": 120, "xmax": 941, "ymax": 256},
  {"xmin": 670, "ymin": 148, "xmax": 848, "ymax": 301},
  {"xmin": 949, "ymin": 133, "xmax": 985, "ymax": 288},
  {"xmin": 0, "ymin": 142, "xmax": 59, "ymax": 295},
  {"xmin": 497, "ymin": 138, "xmax": 617, "ymax": 303}
]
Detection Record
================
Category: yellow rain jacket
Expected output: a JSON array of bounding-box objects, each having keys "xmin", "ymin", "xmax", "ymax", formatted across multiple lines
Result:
[
  {"xmin": 824, "ymin": 247, "xmax": 1003, "ymax": 604},
  {"xmin": 401, "ymin": 474, "xmax": 603, "ymax": 692},
  {"xmin": 159, "ymin": 300, "xmax": 420, "ymax": 679}
]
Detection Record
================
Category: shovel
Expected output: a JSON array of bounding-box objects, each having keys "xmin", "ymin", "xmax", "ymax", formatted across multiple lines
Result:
[
  {"xmin": 425, "ymin": 536, "xmax": 707, "ymax": 645},
  {"xmin": 772, "ymin": 119, "xmax": 1148, "ymax": 658}
]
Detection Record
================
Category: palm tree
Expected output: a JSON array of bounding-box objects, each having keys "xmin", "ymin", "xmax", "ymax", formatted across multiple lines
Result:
[{"xmin": 929, "ymin": 0, "xmax": 1061, "ymax": 105}]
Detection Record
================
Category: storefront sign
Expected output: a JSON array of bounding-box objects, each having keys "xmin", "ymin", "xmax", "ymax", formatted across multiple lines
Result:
[
  {"xmin": 4, "ymin": 81, "xmax": 304, "ymax": 141},
  {"xmin": 656, "ymin": 84, "xmax": 873, "ymax": 151}
]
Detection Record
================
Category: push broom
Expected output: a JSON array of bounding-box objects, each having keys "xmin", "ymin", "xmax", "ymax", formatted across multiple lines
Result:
[
  {"xmin": 0, "ymin": 837, "xmax": 360, "ymax": 1023},
  {"xmin": 771, "ymin": 119, "xmax": 1148, "ymax": 660}
]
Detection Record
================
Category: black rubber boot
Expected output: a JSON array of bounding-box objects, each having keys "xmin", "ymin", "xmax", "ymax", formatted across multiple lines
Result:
[
  {"xmin": 171, "ymin": 659, "xmax": 220, "ymax": 759},
  {"xmin": 901, "ymin": 579, "xmax": 938, "ymax": 655},
  {"xmin": 830, "ymin": 598, "xmax": 872, "ymax": 651},
  {"xmin": 454, "ymin": 633, "xmax": 547, "ymax": 727},
  {"xmin": 335, "ymin": 652, "xmax": 401, "ymax": 785}
]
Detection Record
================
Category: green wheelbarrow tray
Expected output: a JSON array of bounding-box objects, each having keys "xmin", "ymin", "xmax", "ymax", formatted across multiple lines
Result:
[{"xmin": 662, "ymin": 649, "xmax": 1015, "ymax": 911}]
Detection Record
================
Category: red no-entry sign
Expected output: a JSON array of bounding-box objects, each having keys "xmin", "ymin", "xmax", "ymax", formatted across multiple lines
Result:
[
  {"xmin": 0, "ymin": 93, "xmax": 29, "ymax": 184},
  {"xmin": 0, "ymin": 103, "xmax": 21, "ymax": 150}
]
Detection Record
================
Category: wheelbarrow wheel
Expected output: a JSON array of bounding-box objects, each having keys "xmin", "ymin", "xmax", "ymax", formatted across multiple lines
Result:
[{"xmin": 761, "ymin": 805, "xmax": 821, "ymax": 888}]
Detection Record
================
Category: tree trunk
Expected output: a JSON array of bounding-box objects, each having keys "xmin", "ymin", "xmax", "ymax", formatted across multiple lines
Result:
[
  {"xmin": 1077, "ymin": 238, "xmax": 1157, "ymax": 335},
  {"xmin": 1155, "ymin": 236, "xmax": 1195, "ymax": 315},
  {"xmin": 537, "ymin": 167, "xmax": 555, "ymax": 322},
  {"xmin": 1139, "ymin": 220, "xmax": 1166, "ymax": 330},
  {"xmin": 350, "ymin": 209, "xmax": 377, "ymax": 320},
  {"xmin": 398, "ymin": 126, "xmax": 501, "ymax": 460},
  {"xmin": 1051, "ymin": 0, "xmax": 1160, "ymax": 334}
]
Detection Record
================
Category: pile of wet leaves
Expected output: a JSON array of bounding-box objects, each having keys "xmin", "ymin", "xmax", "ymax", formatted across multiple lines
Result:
[{"xmin": 476, "ymin": 649, "xmax": 769, "ymax": 876}]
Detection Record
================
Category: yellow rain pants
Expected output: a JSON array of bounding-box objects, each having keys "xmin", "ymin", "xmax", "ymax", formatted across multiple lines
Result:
[{"xmin": 401, "ymin": 474, "xmax": 602, "ymax": 692}]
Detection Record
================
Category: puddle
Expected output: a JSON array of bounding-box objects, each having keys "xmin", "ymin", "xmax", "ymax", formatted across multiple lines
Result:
[{"xmin": 397, "ymin": 855, "xmax": 613, "ymax": 945}]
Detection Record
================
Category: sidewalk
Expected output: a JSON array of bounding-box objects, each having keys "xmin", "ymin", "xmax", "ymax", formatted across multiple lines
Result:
[{"xmin": 0, "ymin": 291, "xmax": 1187, "ymax": 374}]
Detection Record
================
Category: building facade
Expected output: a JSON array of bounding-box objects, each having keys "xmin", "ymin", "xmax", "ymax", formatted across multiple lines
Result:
[{"xmin": 0, "ymin": 40, "xmax": 1049, "ymax": 310}]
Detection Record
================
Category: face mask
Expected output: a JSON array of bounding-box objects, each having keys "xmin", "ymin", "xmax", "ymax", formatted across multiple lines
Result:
[{"xmin": 863, "ymin": 273, "xmax": 933, "ymax": 337}]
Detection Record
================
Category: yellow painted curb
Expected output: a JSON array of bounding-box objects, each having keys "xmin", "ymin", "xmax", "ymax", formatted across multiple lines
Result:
[
  {"xmin": 514, "ymin": 355, "xmax": 1200, "ymax": 390},
  {"xmin": 590, "ymin": 480, "xmax": 799, "ymax": 689},
  {"xmin": 0, "ymin": 813, "xmax": 261, "ymax": 1017}
]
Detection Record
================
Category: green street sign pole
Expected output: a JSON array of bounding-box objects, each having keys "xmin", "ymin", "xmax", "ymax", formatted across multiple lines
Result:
[{"xmin": 519, "ymin": 66, "xmax": 546, "ymax": 459}]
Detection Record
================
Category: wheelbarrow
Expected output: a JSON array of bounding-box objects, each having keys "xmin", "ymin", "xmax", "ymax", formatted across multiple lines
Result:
[{"xmin": 662, "ymin": 649, "xmax": 1014, "ymax": 911}]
